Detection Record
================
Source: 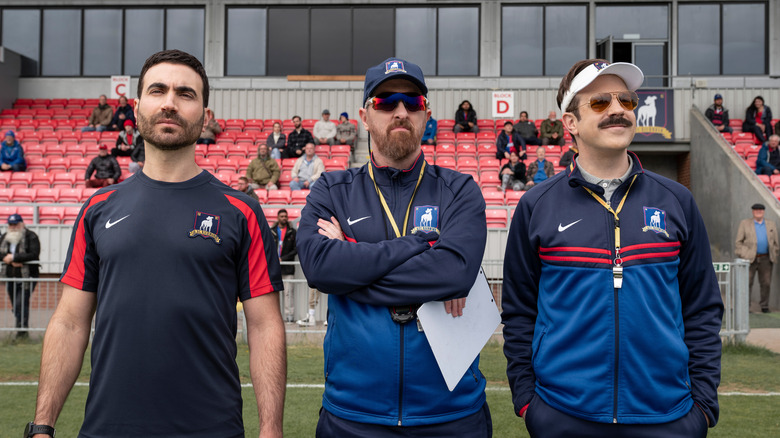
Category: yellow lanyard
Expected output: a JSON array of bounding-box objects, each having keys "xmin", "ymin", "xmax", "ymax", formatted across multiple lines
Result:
[
  {"xmin": 368, "ymin": 160, "xmax": 426, "ymax": 238},
  {"xmin": 582, "ymin": 174, "xmax": 637, "ymax": 289}
]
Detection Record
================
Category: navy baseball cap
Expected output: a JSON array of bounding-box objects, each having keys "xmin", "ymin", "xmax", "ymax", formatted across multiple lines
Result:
[
  {"xmin": 7, "ymin": 214, "xmax": 23, "ymax": 224},
  {"xmin": 363, "ymin": 58, "xmax": 428, "ymax": 105},
  {"xmin": 714, "ymin": 94, "xmax": 723, "ymax": 100}
]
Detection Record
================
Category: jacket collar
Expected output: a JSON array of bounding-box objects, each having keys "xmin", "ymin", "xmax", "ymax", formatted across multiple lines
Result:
[
  {"xmin": 566, "ymin": 150, "xmax": 645, "ymax": 195},
  {"xmin": 369, "ymin": 150, "xmax": 425, "ymax": 185}
]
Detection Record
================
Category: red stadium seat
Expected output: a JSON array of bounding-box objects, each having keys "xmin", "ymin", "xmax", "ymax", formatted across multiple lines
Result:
[
  {"xmin": 0, "ymin": 188, "xmax": 13, "ymax": 202},
  {"xmin": 9, "ymin": 172, "xmax": 32, "ymax": 188},
  {"xmin": 12, "ymin": 187, "xmax": 36, "ymax": 202},
  {"xmin": 63, "ymin": 206, "xmax": 82, "ymax": 224},
  {"xmin": 436, "ymin": 143, "xmax": 456, "ymax": 159},
  {"xmin": 290, "ymin": 190, "xmax": 310, "ymax": 205},
  {"xmin": 38, "ymin": 206, "xmax": 65, "ymax": 224},
  {"xmin": 51, "ymin": 172, "xmax": 77, "ymax": 188},
  {"xmin": 30, "ymin": 172, "xmax": 54, "ymax": 188},
  {"xmin": 485, "ymin": 209, "xmax": 508, "ymax": 228},
  {"xmin": 482, "ymin": 189, "xmax": 505, "ymax": 206},
  {"xmin": 457, "ymin": 157, "xmax": 479, "ymax": 172},
  {"xmin": 17, "ymin": 206, "xmax": 34, "ymax": 224},
  {"xmin": 505, "ymin": 190, "xmax": 524, "ymax": 205},
  {"xmin": 58, "ymin": 187, "xmax": 84, "ymax": 203},
  {"xmin": 438, "ymin": 119, "xmax": 455, "ymax": 131},
  {"xmin": 267, "ymin": 190, "xmax": 291, "ymax": 205},
  {"xmin": 81, "ymin": 188, "xmax": 99, "ymax": 201}
]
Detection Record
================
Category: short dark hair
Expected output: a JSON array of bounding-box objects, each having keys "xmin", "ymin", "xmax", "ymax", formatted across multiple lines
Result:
[
  {"xmin": 238, "ymin": 176, "xmax": 249, "ymax": 183},
  {"xmin": 557, "ymin": 58, "xmax": 609, "ymax": 119},
  {"xmin": 278, "ymin": 209, "xmax": 288, "ymax": 216},
  {"xmin": 503, "ymin": 121, "xmax": 514, "ymax": 127},
  {"xmin": 137, "ymin": 49, "xmax": 209, "ymax": 107},
  {"xmin": 519, "ymin": 111, "xmax": 528, "ymax": 118},
  {"xmin": 292, "ymin": 115, "xmax": 301, "ymax": 122}
]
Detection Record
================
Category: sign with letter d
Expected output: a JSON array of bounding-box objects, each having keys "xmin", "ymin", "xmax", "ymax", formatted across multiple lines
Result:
[{"xmin": 492, "ymin": 91, "xmax": 515, "ymax": 118}]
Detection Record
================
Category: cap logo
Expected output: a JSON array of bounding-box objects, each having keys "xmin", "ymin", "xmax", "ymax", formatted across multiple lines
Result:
[
  {"xmin": 593, "ymin": 62, "xmax": 608, "ymax": 71},
  {"xmin": 385, "ymin": 60, "xmax": 406, "ymax": 75}
]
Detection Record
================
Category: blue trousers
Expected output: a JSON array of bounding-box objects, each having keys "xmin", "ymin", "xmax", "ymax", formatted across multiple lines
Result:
[
  {"xmin": 316, "ymin": 401, "xmax": 492, "ymax": 438},
  {"xmin": 524, "ymin": 395, "xmax": 708, "ymax": 438}
]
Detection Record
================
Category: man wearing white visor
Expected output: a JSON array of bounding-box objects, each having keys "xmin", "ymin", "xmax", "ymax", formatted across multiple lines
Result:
[{"xmin": 502, "ymin": 59, "xmax": 724, "ymax": 437}]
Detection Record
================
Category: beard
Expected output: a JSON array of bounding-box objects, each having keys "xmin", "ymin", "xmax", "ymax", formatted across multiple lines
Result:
[
  {"xmin": 371, "ymin": 119, "xmax": 420, "ymax": 163},
  {"xmin": 4, "ymin": 230, "xmax": 23, "ymax": 245},
  {"xmin": 137, "ymin": 109, "xmax": 203, "ymax": 151}
]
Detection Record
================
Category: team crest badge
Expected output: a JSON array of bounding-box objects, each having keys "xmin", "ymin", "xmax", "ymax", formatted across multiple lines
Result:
[
  {"xmin": 593, "ymin": 61, "xmax": 608, "ymax": 71},
  {"xmin": 385, "ymin": 60, "xmax": 406, "ymax": 75},
  {"xmin": 188, "ymin": 211, "xmax": 222, "ymax": 244},
  {"xmin": 642, "ymin": 207, "xmax": 669, "ymax": 238},
  {"xmin": 410, "ymin": 205, "xmax": 440, "ymax": 234}
]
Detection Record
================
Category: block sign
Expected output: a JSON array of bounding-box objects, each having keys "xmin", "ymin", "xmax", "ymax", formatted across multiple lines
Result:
[
  {"xmin": 492, "ymin": 91, "xmax": 515, "ymax": 118},
  {"xmin": 111, "ymin": 76, "xmax": 131, "ymax": 99}
]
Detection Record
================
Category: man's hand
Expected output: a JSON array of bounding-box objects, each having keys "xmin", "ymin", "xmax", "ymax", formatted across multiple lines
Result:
[
  {"xmin": 525, "ymin": 181, "xmax": 535, "ymax": 188},
  {"xmin": 1, "ymin": 163, "xmax": 10, "ymax": 170},
  {"xmin": 318, "ymin": 216, "xmax": 345, "ymax": 241},
  {"xmin": 303, "ymin": 180, "xmax": 310, "ymax": 189},
  {"xmin": 774, "ymin": 169, "xmax": 779, "ymax": 175},
  {"xmin": 444, "ymin": 297, "xmax": 466, "ymax": 317},
  {"xmin": 552, "ymin": 132, "xmax": 559, "ymax": 139},
  {"xmin": 3, "ymin": 253, "xmax": 13, "ymax": 264},
  {"xmin": 501, "ymin": 168, "xmax": 513, "ymax": 175},
  {"xmin": 107, "ymin": 178, "xmax": 115, "ymax": 184}
]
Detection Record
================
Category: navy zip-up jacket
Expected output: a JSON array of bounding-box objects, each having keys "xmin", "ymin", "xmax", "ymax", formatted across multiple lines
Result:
[
  {"xmin": 502, "ymin": 152, "xmax": 723, "ymax": 426},
  {"xmin": 297, "ymin": 152, "xmax": 488, "ymax": 426}
]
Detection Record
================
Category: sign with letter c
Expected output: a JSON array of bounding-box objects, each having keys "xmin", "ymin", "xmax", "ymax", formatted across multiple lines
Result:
[{"xmin": 111, "ymin": 76, "xmax": 130, "ymax": 99}]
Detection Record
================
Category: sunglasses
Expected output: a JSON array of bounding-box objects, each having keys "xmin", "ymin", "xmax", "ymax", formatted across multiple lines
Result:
[
  {"xmin": 366, "ymin": 93, "xmax": 428, "ymax": 112},
  {"xmin": 579, "ymin": 91, "xmax": 639, "ymax": 113}
]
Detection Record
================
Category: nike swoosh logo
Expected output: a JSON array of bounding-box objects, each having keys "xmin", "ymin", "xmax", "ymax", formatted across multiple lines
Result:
[
  {"xmin": 558, "ymin": 219, "xmax": 582, "ymax": 232},
  {"xmin": 347, "ymin": 216, "xmax": 370, "ymax": 226},
  {"xmin": 105, "ymin": 215, "xmax": 131, "ymax": 229}
]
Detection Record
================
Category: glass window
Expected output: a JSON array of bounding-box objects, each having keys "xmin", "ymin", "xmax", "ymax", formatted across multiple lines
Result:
[
  {"xmin": 226, "ymin": 8, "xmax": 267, "ymax": 76},
  {"xmin": 722, "ymin": 3, "xmax": 765, "ymax": 75},
  {"xmin": 352, "ymin": 8, "xmax": 394, "ymax": 75},
  {"xmin": 166, "ymin": 9, "xmax": 204, "ymax": 62},
  {"xmin": 267, "ymin": 8, "xmax": 309, "ymax": 76},
  {"xmin": 438, "ymin": 8, "xmax": 478, "ymax": 75},
  {"xmin": 41, "ymin": 9, "xmax": 81, "ymax": 76},
  {"xmin": 595, "ymin": 5, "xmax": 668, "ymax": 40},
  {"xmin": 502, "ymin": 6, "xmax": 543, "ymax": 76},
  {"xmin": 677, "ymin": 4, "xmax": 719, "ymax": 75},
  {"xmin": 311, "ymin": 8, "xmax": 351, "ymax": 75},
  {"xmin": 545, "ymin": 6, "xmax": 587, "ymax": 77},
  {"xmin": 2, "ymin": 9, "xmax": 40, "ymax": 62},
  {"xmin": 83, "ymin": 9, "xmax": 122, "ymax": 76},
  {"xmin": 124, "ymin": 9, "xmax": 164, "ymax": 76},
  {"xmin": 396, "ymin": 8, "xmax": 436, "ymax": 76}
]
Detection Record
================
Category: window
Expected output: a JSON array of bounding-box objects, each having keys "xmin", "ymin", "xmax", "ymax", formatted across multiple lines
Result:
[
  {"xmin": 166, "ymin": 9, "xmax": 204, "ymax": 62},
  {"xmin": 267, "ymin": 9, "xmax": 309, "ymax": 76},
  {"xmin": 396, "ymin": 8, "xmax": 436, "ymax": 76},
  {"xmin": 1, "ymin": 9, "xmax": 40, "ymax": 76},
  {"xmin": 595, "ymin": 5, "xmax": 668, "ymax": 40},
  {"xmin": 83, "ymin": 9, "xmax": 123, "ymax": 76},
  {"xmin": 125, "ymin": 9, "xmax": 164, "ymax": 76},
  {"xmin": 677, "ymin": 2, "xmax": 765, "ymax": 75},
  {"xmin": 545, "ymin": 6, "xmax": 587, "ymax": 77},
  {"xmin": 438, "ymin": 8, "xmax": 479, "ymax": 76},
  {"xmin": 353, "ymin": 8, "xmax": 394, "ymax": 75},
  {"xmin": 41, "ymin": 9, "xmax": 81, "ymax": 76},
  {"xmin": 226, "ymin": 8, "xmax": 267, "ymax": 76},
  {"xmin": 311, "ymin": 9, "xmax": 351, "ymax": 75}
]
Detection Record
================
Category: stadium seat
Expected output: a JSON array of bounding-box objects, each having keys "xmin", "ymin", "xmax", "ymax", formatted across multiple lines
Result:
[
  {"xmin": 477, "ymin": 143, "xmax": 495, "ymax": 158},
  {"xmin": 437, "ymin": 131, "xmax": 455, "ymax": 142},
  {"xmin": 261, "ymin": 207, "xmax": 279, "ymax": 226},
  {"xmin": 324, "ymin": 158, "xmax": 348, "ymax": 171},
  {"xmin": 482, "ymin": 189, "xmax": 505, "ymax": 206},
  {"xmin": 485, "ymin": 209, "xmax": 508, "ymax": 228},
  {"xmin": 479, "ymin": 172, "xmax": 500, "ymax": 189},
  {"xmin": 215, "ymin": 157, "xmax": 241, "ymax": 173},
  {"xmin": 63, "ymin": 206, "xmax": 82, "ymax": 224},
  {"xmin": 457, "ymin": 157, "xmax": 479, "ymax": 172},
  {"xmin": 0, "ymin": 188, "xmax": 13, "ymax": 202},
  {"xmin": 435, "ymin": 157, "xmax": 456, "ymax": 169},
  {"xmin": 81, "ymin": 188, "xmax": 99, "ymax": 201},
  {"xmin": 26, "ymin": 157, "xmax": 48, "ymax": 173},
  {"xmin": 226, "ymin": 143, "xmax": 250, "ymax": 158},
  {"xmin": 16, "ymin": 206, "xmax": 34, "ymax": 223},
  {"xmin": 59, "ymin": 187, "xmax": 84, "ymax": 203},
  {"xmin": 9, "ymin": 172, "xmax": 32, "ymax": 188},
  {"xmin": 267, "ymin": 190, "xmax": 291, "ymax": 205},
  {"xmin": 291, "ymin": 190, "xmax": 310, "ymax": 205},
  {"xmin": 195, "ymin": 157, "xmax": 217, "ymax": 173},
  {"xmin": 331, "ymin": 145, "xmax": 351, "ymax": 160},
  {"xmin": 281, "ymin": 158, "xmax": 297, "ymax": 170},
  {"xmin": 436, "ymin": 143, "xmax": 456, "ymax": 160},
  {"xmin": 38, "ymin": 206, "xmax": 65, "ymax": 224},
  {"xmin": 31, "ymin": 172, "xmax": 54, "ymax": 188},
  {"xmin": 51, "ymin": 173, "xmax": 77, "ymax": 188},
  {"xmin": 438, "ymin": 119, "xmax": 455, "ymax": 131},
  {"xmin": 314, "ymin": 145, "xmax": 330, "ymax": 158},
  {"xmin": 479, "ymin": 158, "xmax": 501, "ymax": 172},
  {"xmin": 457, "ymin": 143, "xmax": 477, "ymax": 159},
  {"xmin": 505, "ymin": 190, "xmax": 524, "ymax": 205}
]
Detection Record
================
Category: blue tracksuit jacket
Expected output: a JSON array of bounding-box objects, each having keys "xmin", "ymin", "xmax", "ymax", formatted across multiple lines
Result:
[
  {"xmin": 297, "ymin": 152, "xmax": 488, "ymax": 426},
  {"xmin": 502, "ymin": 152, "xmax": 723, "ymax": 426}
]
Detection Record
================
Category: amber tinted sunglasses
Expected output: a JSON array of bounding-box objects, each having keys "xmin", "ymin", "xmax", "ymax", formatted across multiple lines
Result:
[{"xmin": 579, "ymin": 91, "xmax": 639, "ymax": 112}]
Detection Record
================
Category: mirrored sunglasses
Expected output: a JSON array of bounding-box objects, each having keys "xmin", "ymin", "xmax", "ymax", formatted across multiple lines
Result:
[
  {"xmin": 579, "ymin": 91, "xmax": 639, "ymax": 113},
  {"xmin": 367, "ymin": 93, "xmax": 428, "ymax": 112}
]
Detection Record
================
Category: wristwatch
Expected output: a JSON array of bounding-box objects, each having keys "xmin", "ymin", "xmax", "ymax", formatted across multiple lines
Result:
[{"xmin": 24, "ymin": 422, "xmax": 55, "ymax": 437}]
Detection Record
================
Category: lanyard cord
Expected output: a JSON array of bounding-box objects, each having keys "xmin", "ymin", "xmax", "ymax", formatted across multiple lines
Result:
[
  {"xmin": 368, "ymin": 160, "xmax": 426, "ymax": 238},
  {"xmin": 582, "ymin": 174, "xmax": 637, "ymax": 266}
]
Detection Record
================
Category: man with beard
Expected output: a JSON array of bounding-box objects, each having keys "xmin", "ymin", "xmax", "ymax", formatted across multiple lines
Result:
[
  {"xmin": 29, "ymin": 50, "xmax": 286, "ymax": 438},
  {"xmin": 1, "ymin": 214, "xmax": 40, "ymax": 341},
  {"xmin": 270, "ymin": 209, "xmax": 297, "ymax": 322},
  {"xmin": 502, "ymin": 60, "xmax": 723, "ymax": 437},
  {"xmin": 246, "ymin": 144, "xmax": 281, "ymax": 190},
  {"xmin": 109, "ymin": 96, "xmax": 136, "ymax": 131},
  {"xmin": 286, "ymin": 115, "xmax": 315, "ymax": 158},
  {"xmin": 297, "ymin": 58, "xmax": 490, "ymax": 437},
  {"xmin": 81, "ymin": 94, "xmax": 113, "ymax": 132}
]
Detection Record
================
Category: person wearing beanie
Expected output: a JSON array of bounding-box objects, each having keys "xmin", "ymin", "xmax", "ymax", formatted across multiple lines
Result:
[
  {"xmin": 336, "ymin": 111, "xmax": 357, "ymax": 150},
  {"xmin": 1, "ymin": 131, "xmax": 27, "ymax": 172},
  {"xmin": 85, "ymin": 144, "xmax": 121, "ymax": 187},
  {"xmin": 705, "ymin": 93, "xmax": 732, "ymax": 134},
  {"xmin": 112, "ymin": 119, "xmax": 143, "ymax": 158}
]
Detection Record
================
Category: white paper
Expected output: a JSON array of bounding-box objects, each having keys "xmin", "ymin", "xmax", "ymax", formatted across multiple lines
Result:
[{"xmin": 416, "ymin": 267, "xmax": 501, "ymax": 391}]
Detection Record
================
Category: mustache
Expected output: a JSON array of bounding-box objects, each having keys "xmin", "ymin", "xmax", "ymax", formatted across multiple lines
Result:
[
  {"xmin": 386, "ymin": 119, "xmax": 414, "ymax": 134},
  {"xmin": 599, "ymin": 116, "xmax": 633, "ymax": 129},
  {"xmin": 149, "ymin": 110, "xmax": 184, "ymax": 126}
]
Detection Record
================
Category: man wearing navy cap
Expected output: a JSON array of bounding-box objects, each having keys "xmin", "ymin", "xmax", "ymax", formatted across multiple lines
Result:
[
  {"xmin": 503, "ymin": 59, "xmax": 723, "ymax": 437},
  {"xmin": 1, "ymin": 213, "xmax": 40, "ymax": 341},
  {"xmin": 297, "ymin": 58, "xmax": 490, "ymax": 436},
  {"xmin": 705, "ymin": 93, "xmax": 732, "ymax": 133}
]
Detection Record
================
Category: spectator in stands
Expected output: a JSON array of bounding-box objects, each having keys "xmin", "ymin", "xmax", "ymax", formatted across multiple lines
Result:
[
  {"xmin": 500, "ymin": 151, "xmax": 528, "ymax": 192},
  {"xmin": 516, "ymin": 111, "xmax": 542, "ymax": 146},
  {"xmin": 246, "ymin": 144, "xmax": 280, "ymax": 190},
  {"xmin": 736, "ymin": 203, "xmax": 779, "ymax": 313},
  {"xmin": 109, "ymin": 96, "xmax": 136, "ymax": 131},
  {"xmin": 743, "ymin": 95, "xmax": 773, "ymax": 144},
  {"xmin": 755, "ymin": 135, "xmax": 780, "ymax": 175},
  {"xmin": 524, "ymin": 146, "xmax": 554, "ymax": 189},
  {"xmin": 112, "ymin": 120, "xmax": 142, "ymax": 157},
  {"xmin": 705, "ymin": 93, "xmax": 732, "ymax": 134},
  {"xmin": 270, "ymin": 209, "xmax": 298, "ymax": 322},
  {"xmin": 287, "ymin": 115, "xmax": 314, "ymax": 158},
  {"xmin": 236, "ymin": 176, "xmax": 259, "ymax": 201},
  {"xmin": 1, "ymin": 213, "xmax": 40, "ymax": 342},
  {"xmin": 290, "ymin": 143, "xmax": 324, "ymax": 191},
  {"xmin": 496, "ymin": 121, "xmax": 527, "ymax": 160},
  {"xmin": 266, "ymin": 122, "xmax": 286, "ymax": 159},
  {"xmin": 197, "ymin": 118, "xmax": 222, "ymax": 145},
  {"xmin": 129, "ymin": 140, "xmax": 145, "ymax": 174},
  {"xmin": 558, "ymin": 144, "xmax": 577, "ymax": 169},
  {"xmin": 85, "ymin": 144, "xmax": 121, "ymax": 187},
  {"xmin": 540, "ymin": 110, "xmax": 565, "ymax": 146},
  {"xmin": 335, "ymin": 112, "xmax": 357, "ymax": 150},
  {"xmin": 81, "ymin": 94, "xmax": 113, "ymax": 132},
  {"xmin": 453, "ymin": 100, "xmax": 479, "ymax": 134},
  {"xmin": 313, "ymin": 109, "xmax": 337, "ymax": 146},
  {"xmin": 421, "ymin": 116, "xmax": 437, "ymax": 145},
  {"xmin": 1, "ymin": 131, "xmax": 27, "ymax": 172}
]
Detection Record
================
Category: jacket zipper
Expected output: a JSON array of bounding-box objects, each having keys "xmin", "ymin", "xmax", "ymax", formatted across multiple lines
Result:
[
  {"xmin": 613, "ymin": 282, "xmax": 620, "ymax": 424},
  {"xmin": 398, "ymin": 323, "xmax": 404, "ymax": 426}
]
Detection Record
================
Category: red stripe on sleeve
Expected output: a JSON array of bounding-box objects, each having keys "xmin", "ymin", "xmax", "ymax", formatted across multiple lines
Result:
[
  {"xmin": 620, "ymin": 250, "xmax": 680, "ymax": 262},
  {"xmin": 621, "ymin": 241, "xmax": 681, "ymax": 253},
  {"xmin": 225, "ymin": 194, "xmax": 275, "ymax": 298},
  {"xmin": 61, "ymin": 190, "xmax": 115, "ymax": 289},
  {"xmin": 342, "ymin": 232, "xmax": 357, "ymax": 243}
]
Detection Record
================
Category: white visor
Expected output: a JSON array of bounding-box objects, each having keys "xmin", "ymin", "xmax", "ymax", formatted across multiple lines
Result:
[{"xmin": 559, "ymin": 62, "xmax": 644, "ymax": 113}]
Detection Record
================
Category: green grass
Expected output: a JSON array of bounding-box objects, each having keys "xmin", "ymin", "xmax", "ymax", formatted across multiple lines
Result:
[
  {"xmin": 1, "ymin": 340, "xmax": 779, "ymax": 437},
  {"xmin": 749, "ymin": 311, "xmax": 780, "ymax": 329}
]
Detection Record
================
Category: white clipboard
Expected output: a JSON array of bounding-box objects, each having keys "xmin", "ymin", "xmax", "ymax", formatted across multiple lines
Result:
[{"xmin": 416, "ymin": 267, "xmax": 501, "ymax": 391}]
